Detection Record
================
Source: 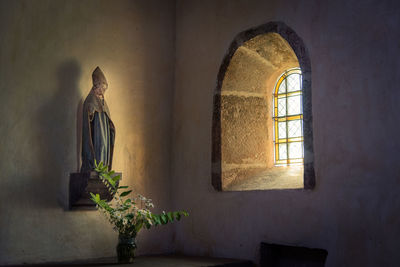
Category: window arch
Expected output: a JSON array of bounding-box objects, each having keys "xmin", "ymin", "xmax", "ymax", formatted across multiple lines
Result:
[
  {"xmin": 212, "ymin": 22, "xmax": 315, "ymax": 191},
  {"xmin": 273, "ymin": 68, "xmax": 304, "ymax": 165}
]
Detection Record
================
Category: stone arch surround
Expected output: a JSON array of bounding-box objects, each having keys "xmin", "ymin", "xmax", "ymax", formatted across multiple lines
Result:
[{"xmin": 211, "ymin": 21, "xmax": 315, "ymax": 191}]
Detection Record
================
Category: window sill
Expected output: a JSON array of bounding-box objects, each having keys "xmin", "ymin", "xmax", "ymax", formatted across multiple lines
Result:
[{"xmin": 224, "ymin": 165, "xmax": 303, "ymax": 191}]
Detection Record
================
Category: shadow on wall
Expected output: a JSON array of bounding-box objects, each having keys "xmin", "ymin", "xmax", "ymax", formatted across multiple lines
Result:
[
  {"xmin": 33, "ymin": 59, "xmax": 82, "ymax": 210},
  {"xmin": 76, "ymin": 91, "xmax": 83, "ymax": 172}
]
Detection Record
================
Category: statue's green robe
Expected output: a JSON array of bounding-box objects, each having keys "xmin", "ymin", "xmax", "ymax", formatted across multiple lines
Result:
[{"xmin": 81, "ymin": 90, "xmax": 115, "ymax": 173}]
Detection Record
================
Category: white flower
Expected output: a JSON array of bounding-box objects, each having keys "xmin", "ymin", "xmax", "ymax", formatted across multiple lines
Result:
[{"xmin": 146, "ymin": 202, "xmax": 154, "ymax": 208}]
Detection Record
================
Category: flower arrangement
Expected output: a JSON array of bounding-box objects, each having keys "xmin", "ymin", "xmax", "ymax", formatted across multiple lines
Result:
[{"xmin": 90, "ymin": 161, "xmax": 188, "ymax": 262}]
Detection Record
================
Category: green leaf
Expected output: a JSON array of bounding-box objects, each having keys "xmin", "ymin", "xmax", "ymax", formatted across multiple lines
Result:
[
  {"xmin": 102, "ymin": 173, "xmax": 116, "ymax": 188},
  {"xmin": 103, "ymin": 173, "xmax": 112, "ymax": 182},
  {"xmin": 109, "ymin": 180, "xmax": 116, "ymax": 188},
  {"xmin": 152, "ymin": 214, "xmax": 161, "ymax": 225},
  {"xmin": 160, "ymin": 214, "xmax": 168, "ymax": 224},
  {"xmin": 118, "ymin": 186, "xmax": 129, "ymax": 189},
  {"xmin": 103, "ymin": 204, "xmax": 113, "ymax": 213},
  {"xmin": 135, "ymin": 222, "xmax": 143, "ymax": 233},
  {"xmin": 125, "ymin": 213, "xmax": 134, "ymax": 220},
  {"xmin": 102, "ymin": 172, "xmax": 111, "ymax": 180},
  {"xmin": 145, "ymin": 222, "xmax": 151, "ymax": 229},
  {"xmin": 167, "ymin": 212, "xmax": 173, "ymax": 222},
  {"xmin": 120, "ymin": 190, "xmax": 132, "ymax": 197},
  {"xmin": 173, "ymin": 211, "xmax": 181, "ymax": 221},
  {"xmin": 89, "ymin": 192, "xmax": 99, "ymax": 204},
  {"xmin": 181, "ymin": 211, "xmax": 189, "ymax": 217},
  {"xmin": 112, "ymin": 175, "xmax": 121, "ymax": 182}
]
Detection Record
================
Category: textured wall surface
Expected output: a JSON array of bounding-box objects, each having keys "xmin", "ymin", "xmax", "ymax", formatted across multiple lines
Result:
[
  {"xmin": 172, "ymin": 0, "xmax": 400, "ymax": 266},
  {"xmin": 219, "ymin": 33, "xmax": 300, "ymax": 189},
  {"xmin": 1, "ymin": 0, "xmax": 400, "ymax": 266},
  {"xmin": 0, "ymin": 0, "xmax": 175, "ymax": 264}
]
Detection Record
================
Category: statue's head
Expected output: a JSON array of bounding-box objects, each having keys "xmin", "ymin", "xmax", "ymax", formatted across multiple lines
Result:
[{"xmin": 92, "ymin": 67, "xmax": 108, "ymax": 96}]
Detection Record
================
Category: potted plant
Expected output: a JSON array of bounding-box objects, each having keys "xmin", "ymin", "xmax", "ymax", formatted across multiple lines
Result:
[{"xmin": 90, "ymin": 161, "xmax": 188, "ymax": 263}]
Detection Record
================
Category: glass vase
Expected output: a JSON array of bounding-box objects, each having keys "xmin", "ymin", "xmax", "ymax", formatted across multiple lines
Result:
[{"xmin": 117, "ymin": 234, "xmax": 137, "ymax": 263}]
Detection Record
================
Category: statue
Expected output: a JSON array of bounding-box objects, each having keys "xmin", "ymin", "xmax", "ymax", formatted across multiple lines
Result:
[
  {"xmin": 80, "ymin": 67, "xmax": 115, "ymax": 173},
  {"xmin": 69, "ymin": 66, "xmax": 119, "ymax": 210}
]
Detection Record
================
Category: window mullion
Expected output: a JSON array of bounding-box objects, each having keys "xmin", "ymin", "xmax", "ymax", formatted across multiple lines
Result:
[{"xmin": 285, "ymin": 72, "xmax": 289, "ymax": 163}]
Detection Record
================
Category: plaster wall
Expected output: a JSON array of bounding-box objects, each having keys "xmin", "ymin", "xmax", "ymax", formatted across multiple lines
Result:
[
  {"xmin": 0, "ymin": 0, "xmax": 175, "ymax": 264},
  {"xmin": 172, "ymin": 0, "xmax": 400, "ymax": 266}
]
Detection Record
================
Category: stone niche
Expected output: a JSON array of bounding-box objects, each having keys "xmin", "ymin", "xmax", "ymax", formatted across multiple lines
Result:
[{"xmin": 214, "ymin": 31, "xmax": 305, "ymax": 191}]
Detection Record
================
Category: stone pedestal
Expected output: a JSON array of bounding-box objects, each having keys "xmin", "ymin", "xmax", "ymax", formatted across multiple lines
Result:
[{"xmin": 69, "ymin": 171, "xmax": 122, "ymax": 210}]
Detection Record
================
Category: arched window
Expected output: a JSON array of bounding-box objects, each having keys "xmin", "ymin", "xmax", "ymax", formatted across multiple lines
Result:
[
  {"xmin": 212, "ymin": 22, "xmax": 315, "ymax": 191},
  {"xmin": 273, "ymin": 68, "xmax": 304, "ymax": 165}
]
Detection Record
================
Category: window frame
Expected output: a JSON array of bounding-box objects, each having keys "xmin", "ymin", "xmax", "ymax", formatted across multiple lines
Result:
[
  {"xmin": 273, "ymin": 68, "xmax": 304, "ymax": 165},
  {"xmin": 212, "ymin": 21, "xmax": 315, "ymax": 190}
]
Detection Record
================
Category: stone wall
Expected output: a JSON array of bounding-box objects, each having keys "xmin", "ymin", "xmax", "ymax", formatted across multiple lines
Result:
[{"xmin": 218, "ymin": 33, "xmax": 299, "ymax": 189}]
